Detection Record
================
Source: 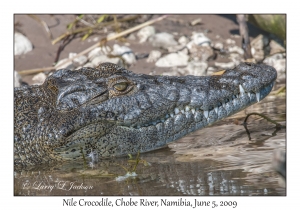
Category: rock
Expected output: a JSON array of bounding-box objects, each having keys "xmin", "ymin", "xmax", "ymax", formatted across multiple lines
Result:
[
  {"xmin": 112, "ymin": 44, "xmax": 136, "ymax": 65},
  {"xmin": 228, "ymin": 46, "xmax": 244, "ymax": 55},
  {"xmin": 91, "ymin": 55, "xmax": 123, "ymax": 67},
  {"xmin": 149, "ymin": 32, "xmax": 178, "ymax": 49},
  {"xmin": 185, "ymin": 61, "xmax": 208, "ymax": 76},
  {"xmin": 88, "ymin": 46, "xmax": 111, "ymax": 61},
  {"xmin": 229, "ymin": 53, "xmax": 243, "ymax": 66},
  {"xmin": 207, "ymin": 66, "xmax": 218, "ymax": 75},
  {"xmin": 69, "ymin": 53, "xmax": 88, "ymax": 67},
  {"xmin": 178, "ymin": 36, "xmax": 189, "ymax": 45},
  {"xmin": 137, "ymin": 26, "xmax": 156, "ymax": 43},
  {"xmin": 251, "ymin": 34, "xmax": 269, "ymax": 61},
  {"xmin": 147, "ymin": 50, "xmax": 162, "ymax": 63},
  {"xmin": 189, "ymin": 44, "xmax": 214, "ymax": 61},
  {"xmin": 155, "ymin": 52, "xmax": 189, "ymax": 67},
  {"xmin": 214, "ymin": 62, "xmax": 236, "ymax": 69},
  {"xmin": 83, "ymin": 62, "xmax": 94, "ymax": 68},
  {"xmin": 179, "ymin": 48, "xmax": 189, "ymax": 55},
  {"xmin": 55, "ymin": 58, "xmax": 73, "ymax": 70},
  {"xmin": 167, "ymin": 44, "xmax": 186, "ymax": 53},
  {"xmin": 14, "ymin": 32, "xmax": 33, "ymax": 55},
  {"xmin": 269, "ymin": 40, "xmax": 285, "ymax": 54},
  {"xmin": 212, "ymin": 42, "xmax": 224, "ymax": 50},
  {"xmin": 263, "ymin": 53, "xmax": 286, "ymax": 81},
  {"xmin": 127, "ymin": 33, "xmax": 136, "ymax": 40},
  {"xmin": 225, "ymin": 38, "xmax": 236, "ymax": 45},
  {"xmin": 14, "ymin": 71, "xmax": 21, "ymax": 87},
  {"xmin": 190, "ymin": 18, "xmax": 202, "ymax": 26},
  {"xmin": 187, "ymin": 32, "xmax": 211, "ymax": 49},
  {"xmin": 107, "ymin": 32, "xmax": 117, "ymax": 39},
  {"xmin": 32, "ymin": 72, "xmax": 47, "ymax": 85}
]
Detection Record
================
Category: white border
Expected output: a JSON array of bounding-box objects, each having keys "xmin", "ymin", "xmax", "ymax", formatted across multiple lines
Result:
[{"xmin": 3, "ymin": 0, "xmax": 296, "ymax": 209}]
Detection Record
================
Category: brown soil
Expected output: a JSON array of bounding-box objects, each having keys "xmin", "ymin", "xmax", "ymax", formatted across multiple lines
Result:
[{"xmin": 14, "ymin": 14, "xmax": 267, "ymax": 85}]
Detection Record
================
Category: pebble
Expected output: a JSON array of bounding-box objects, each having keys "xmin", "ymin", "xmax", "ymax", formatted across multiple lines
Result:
[
  {"xmin": 251, "ymin": 34, "xmax": 269, "ymax": 61},
  {"xmin": 190, "ymin": 18, "xmax": 202, "ymax": 26},
  {"xmin": 269, "ymin": 40, "xmax": 285, "ymax": 54},
  {"xmin": 107, "ymin": 32, "xmax": 117, "ymax": 39},
  {"xmin": 112, "ymin": 44, "xmax": 136, "ymax": 65},
  {"xmin": 14, "ymin": 32, "xmax": 33, "ymax": 55},
  {"xmin": 214, "ymin": 62, "xmax": 236, "ymax": 69},
  {"xmin": 263, "ymin": 53, "xmax": 286, "ymax": 81},
  {"xmin": 185, "ymin": 61, "xmax": 208, "ymax": 76},
  {"xmin": 127, "ymin": 33, "xmax": 136, "ymax": 41},
  {"xmin": 147, "ymin": 50, "xmax": 162, "ymax": 63},
  {"xmin": 55, "ymin": 58, "xmax": 73, "ymax": 70},
  {"xmin": 155, "ymin": 52, "xmax": 189, "ymax": 67},
  {"xmin": 83, "ymin": 62, "xmax": 94, "ymax": 68},
  {"xmin": 229, "ymin": 53, "xmax": 243, "ymax": 65},
  {"xmin": 189, "ymin": 44, "xmax": 214, "ymax": 61},
  {"xmin": 180, "ymin": 48, "xmax": 189, "ymax": 55},
  {"xmin": 88, "ymin": 46, "xmax": 111, "ymax": 61},
  {"xmin": 69, "ymin": 53, "xmax": 88, "ymax": 67},
  {"xmin": 137, "ymin": 26, "xmax": 156, "ymax": 43},
  {"xmin": 167, "ymin": 44, "xmax": 186, "ymax": 53},
  {"xmin": 149, "ymin": 32, "xmax": 178, "ymax": 49},
  {"xmin": 207, "ymin": 66, "xmax": 218, "ymax": 75},
  {"xmin": 228, "ymin": 46, "xmax": 244, "ymax": 55},
  {"xmin": 225, "ymin": 38, "xmax": 236, "ymax": 45},
  {"xmin": 187, "ymin": 32, "xmax": 211, "ymax": 49},
  {"xmin": 32, "ymin": 72, "xmax": 47, "ymax": 85},
  {"xmin": 212, "ymin": 42, "xmax": 224, "ymax": 50},
  {"xmin": 178, "ymin": 36, "xmax": 189, "ymax": 45}
]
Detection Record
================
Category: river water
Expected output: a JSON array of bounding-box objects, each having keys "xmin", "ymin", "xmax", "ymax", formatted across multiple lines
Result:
[{"xmin": 14, "ymin": 85, "xmax": 286, "ymax": 196}]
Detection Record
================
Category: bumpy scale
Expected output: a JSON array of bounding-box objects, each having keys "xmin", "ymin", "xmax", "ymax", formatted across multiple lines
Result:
[{"xmin": 14, "ymin": 62, "xmax": 277, "ymax": 167}]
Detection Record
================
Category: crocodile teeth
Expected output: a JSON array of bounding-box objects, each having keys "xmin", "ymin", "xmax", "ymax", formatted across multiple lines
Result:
[
  {"xmin": 204, "ymin": 110, "xmax": 209, "ymax": 118},
  {"xmin": 191, "ymin": 108, "xmax": 195, "ymax": 114},
  {"xmin": 174, "ymin": 108, "xmax": 179, "ymax": 115},
  {"xmin": 239, "ymin": 84, "xmax": 245, "ymax": 94},
  {"xmin": 180, "ymin": 109, "xmax": 185, "ymax": 114},
  {"xmin": 170, "ymin": 113, "xmax": 174, "ymax": 118},
  {"xmin": 256, "ymin": 92, "xmax": 260, "ymax": 102},
  {"xmin": 248, "ymin": 92, "xmax": 251, "ymax": 98},
  {"xmin": 185, "ymin": 106, "xmax": 190, "ymax": 112},
  {"xmin": 214, "ymin": 107, "xmax": 218, "ymax": 114}
]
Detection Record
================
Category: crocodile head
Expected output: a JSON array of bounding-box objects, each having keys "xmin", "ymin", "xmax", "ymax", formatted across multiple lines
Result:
[{"xmin": 14, "ymin": 62, "xmax": 277, "ymax": 165}]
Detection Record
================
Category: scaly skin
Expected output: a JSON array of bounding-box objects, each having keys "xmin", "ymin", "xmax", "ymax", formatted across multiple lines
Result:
[{"xmin": 14, "ymin": 62, "xmax": 277, "ymax": 167}]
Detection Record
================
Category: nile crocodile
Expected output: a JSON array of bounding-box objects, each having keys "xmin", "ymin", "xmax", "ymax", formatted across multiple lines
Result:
[{"xmin": 14, "ymin": 62, "xmax": 277, "ymax": 167}]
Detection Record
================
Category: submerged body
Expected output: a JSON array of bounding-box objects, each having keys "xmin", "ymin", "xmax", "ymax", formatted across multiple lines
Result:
[{"xmin": 14, "ymin": 62, "xmax": 277, "ymax": 167}]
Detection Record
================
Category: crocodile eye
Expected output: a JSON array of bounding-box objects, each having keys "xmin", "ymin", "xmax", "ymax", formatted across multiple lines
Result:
[{"xmin": 113, "ymin": 82, "xmax": 128, "ymax": 91}]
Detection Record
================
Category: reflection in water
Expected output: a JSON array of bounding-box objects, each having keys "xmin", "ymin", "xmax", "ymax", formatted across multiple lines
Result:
[{"xmin": 14, "ymin": 91, "xmax": 286, "ymax": 196}]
